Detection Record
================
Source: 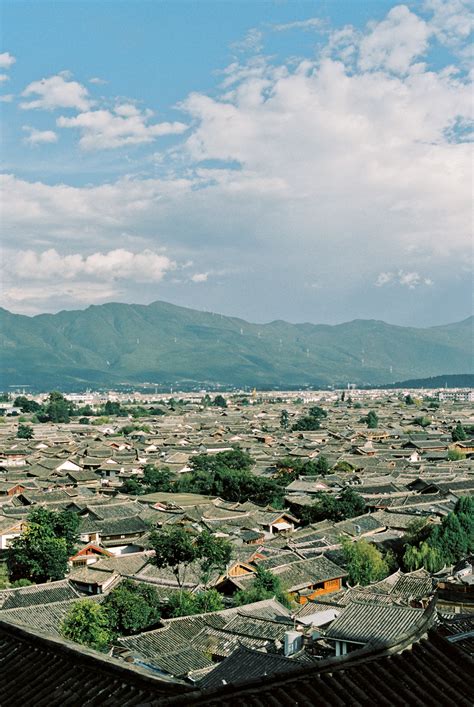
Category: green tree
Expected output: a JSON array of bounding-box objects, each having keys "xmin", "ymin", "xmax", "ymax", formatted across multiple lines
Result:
[
  {"xmin": 341, "ymin": 538, "xmax": 390, "ymax": 585},
  {"xmin": 280, "ymin": 409, "xmax": 289, "ymax": 429},
  {"xmin": 213, "ymin": 394, "xmax": 227, "ymax": 408},
  {"xmin": 7, "ymin": 507, "xmax": 79, "ymax": 582},
  {"xmin": 405, "ymin": 395, "xmax": 415, "ymax": 405},
  {"xmin": 13, "ymin": 396, "xmax": 41, "ymax": 413},
  {"xmin": 149, "ymin": 526, "xmax": 199, "ymax": 589},
  {"xmin": 194, "ymin": 589, "xmax": 224, "ymax": 614},
  {"xmin": 121, "ymin": 477, "xmax": 145, "ymax": 495},
  {"xmin": 143, "ymin": 465, "xmax": 172, "ymax": 492},
  {"xmin": 17, "ymin": 423, "xmax": 33, "ymax": 440},
  {"xmin": 196, "ymin": 531, "xmax": 232, "ymax": 584},
  {"xmin": 235, "ymin": 566, "xmax": 290, "ymax": 607},
  {"xmin": 413, "ymin": 416, "xmax": 431, "ymax": 428},
  {"xmin": 314, "ymin": 455, "xmax": 330, "ymax": 476},
  {"xmin": 362, "ymin": 410, "xmax": 379, "ymax": 429},
  {"xmin": 61, "ymin": 600, "xmax": 112, "ymax": 651},
  {"xmin": 448, "ymin": 449, "xmax": 464, "ymax": 461},
  {"xmin": 452, "ymin": 423, "xmax": 467, "ymax": 442},
  {"xmin": 43, "ymin": 391, "xmax": 71, "ymax": 423},
  {"xmin": 103, "ymin": 579, "xmax": 160, "ymax": 635}
]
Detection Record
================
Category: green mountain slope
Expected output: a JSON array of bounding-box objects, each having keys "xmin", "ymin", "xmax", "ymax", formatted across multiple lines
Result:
[{"xmin": 0, "ymin": 302, "xmax": 472, "ymax": 390}]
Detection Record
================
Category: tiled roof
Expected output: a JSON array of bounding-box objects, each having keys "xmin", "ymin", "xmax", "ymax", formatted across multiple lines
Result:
[
  {"xmin": 161, "ymin": 629, "xmax": 474, "ymax": 706},
  {"xmin": 0, "ymin": 579, "xmax": 81, "ymax": 610},
  {"xmin": 0, "ymin": 619, "xmax": 189, "ymax": 706},
  {"xmin": 325, "ymin": 602, "xmax": 429, "ymax": 647}
]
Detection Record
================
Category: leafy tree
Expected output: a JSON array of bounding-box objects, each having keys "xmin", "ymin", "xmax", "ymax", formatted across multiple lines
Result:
[
  {"xmin": 143, "ymin": 465, "xmax": 173, "ymax": 492},
  {"xmin": 341, "ymin": 538, "xmax": 390, "ymax": 585},
  {"xmin": 314, "ymin": 455, "xmax": 330, "ymax": 476},
  {"xmin": 7, "ymin": 507, "xmax": 79, "ymax": 583},
  {"xmin": 448, "ymin": 449, "xmax": 464, "ymax": 461},
  {"xmin": 61, "ymin": 600, "xmax": 112, "ymax": 651},
  {"xmin": 103, "ymin": 579, "xmax": 160, "ymax": 635},
  {"xmin": 213, "ymin": 394, "xmax": 227, "ymax": 408},
  {"xmin": 291, "ymin": 405, "xmax": 327, "ymax": 432},
  {"xmin": 104, "ymin": 400, "xmax": 122, "ymax": 416},
  {"xmin": 17, "ymin": 423, "xmax": 33, "ymax": 440},
  {"xmin": 235, "ymin": 566, "xmax": 290, "ymax": 607},
  {"xmin": 413, "ymin": 416, "xmax": 431, "ymax": 428},
  {"xmin": 121, "ymin": 477, "xmax": 144, "ymax": 495},
  {"xmin": 166, "ymin": 588, "xmax": 224, "ymax": 618},
  {"xmin": 361, "ymin": 410, "xmax": 378, "ymax": 429},
  {"xmin": 452, "ymin": 423, "xmax": 467, "ymax": 442},
  {"xmin": 280, "ymin": 409, "xmax": 289, "ymax": 429},
  {"xmin": 13, "ymin": 396, "xmax": 41, "ymax": 413},
  {"xmin": 79, "ymin": 417, "xmax": 90, "ymax": 425},
  {"xmin": 196, "ymin": 531, "xmax": 232, "ymax": 584},
  {"xmin": 149, "ymin": 526, "xmax": 199, "ymax": 589},
  {"xmin": 404, "ymin": 395, "xmax": 415, "ymax": 405},
  {"xmin": 298, "ymin": 488, "xmax": 365, "ymax": 525},
  {"xmin": 42, "ymin": 391, "xmax": 71, "ymax": 423}
]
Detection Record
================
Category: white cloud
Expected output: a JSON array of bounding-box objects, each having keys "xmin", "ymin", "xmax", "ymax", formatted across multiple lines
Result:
[
  {"xmin": 425, "ymin": 0, "xmax": 474, "ymax": 48},
  {"xmin": 0, "ymin": 94, "xmax": 13, "ymax": 103},
  {"xmin": 57, "ymin": 104, "xmax": 187, "ymax": 149},
  {"xmin": 231, "ymin": 29, "xmax": 263, "ymax": 54},
  {"xmin": 0, "ymin": 74, "xmax": 9, "ymax": 82},
  {"xmin": 9, "ymin": 248, "xmax": 176, "ymax": 282},
  {"xmin": 0, "ymin": 52, "xmax": 15, "ymax": 69},
  {"xmin": 20, "ymin": 74, "xmax": 91, "ymax": 110},
  {"xmin": 22, "ymin": 126, "xmax": 58, "ymax": 145},
  {"xmin": 273, "ymin": 18, "xmax": 323, "ymax": 32},
  {"xmin": 191, "ymin": 272, "xmax": 209, "ymax": 283},
  {"xmin": 376, "ymin": 270, "xmax": 434, "ymax": 288},
  {"xmin": 89, "ymin": 77, "xmax": 107, "ymax": 85},
  {"xmin": 359, "ymin": 5, "xmax": 431, "ymax": 74}
]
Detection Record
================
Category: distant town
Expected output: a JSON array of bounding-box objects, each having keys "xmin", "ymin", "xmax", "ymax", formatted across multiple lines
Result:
[{"xmin": 0, "ymin": 386, "xmax": 472, "ymax": 702}]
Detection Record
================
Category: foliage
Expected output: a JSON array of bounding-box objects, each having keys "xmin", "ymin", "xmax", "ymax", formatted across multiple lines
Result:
[
  {"xmin": 448, "ymin": 448, "xmax": 465, "ymax": 461},
  {"xmin": 166, "ymin": 588, "xmax": 224, "ymax": 618},
  {"xmin": 42, "ymin": 391, "xmax": 71, "ymax": 423},
  {"xmin": 341, "ymin": 538, "xmax": 390, "ymax": 585},
  {"xmin": 103, "ymin": 579, "xmax": 161, "ymax": 635},
  {"xmin": 149, "ymin": 526, "xmax": 233, "ymax": 589},
  {"xmin": 280, "ymin": 409, "xmax": 289, "ymax": 429},
  {"xmin": 17, "ymin": 423, "xmax": 33, "ymax": 439},
  {"xmin": 402, "ymin": 498, "xmax": 474, "ymax": 571},
  {"xmin": 143, "ymin": 465, "xmax": 173, "ymax": 492},
  {"xmin": 212, "ymin": 394, "xmax": 227, "ymax": 408},
  {"xmin": 7, "ymin": 507, "xmax": 79, "ymax": 583},
  {"xmin": 121, "ymin": 477, "xmax": 145, "ymax": 495},
  {"xmin": 404, "ymin": 395, "xmax": 415, "ymax": 405},
  {"xmin": 360, "ymin": 410, "xmax": 378, "ymax": 429},
  {"xmin": 452, "ymin": 423, "xmax": 467, "ymax": 442},
  {"xmin": 298, "ymin": 488, "xmax": 365, "ymax": 525},
  {"xmin": 61, "ymin": 600, "xmax": 112, "ymax": 651},
  {"xmin": 291, "ymin": 405, "xmax": 327, "ymax": 432},
  {"xmin": 274, "ymin": 455, "xmax": 330, "ymax": 482},
  {"xmin": 413, "ymin": 416, "xmax": 431, "ymax": 428},
  {"xmin": 234, "ymin": 566, "xmax": 290, "ymax": 608},
  {"xmin": 180, "ymin": 449, "xmax": 284, "ymax": 507},
  {"xmin": 13, "ymin": 396, "xmax": 42, "ymax": 413}
]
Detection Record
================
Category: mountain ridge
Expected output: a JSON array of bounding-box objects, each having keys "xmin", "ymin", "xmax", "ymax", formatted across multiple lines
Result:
[{"xmin": 1, "ymin": 301, "xmax": 472, "ymax": 391}]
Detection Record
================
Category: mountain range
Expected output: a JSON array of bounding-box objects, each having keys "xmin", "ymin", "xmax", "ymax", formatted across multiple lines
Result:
[{"xmin": 0, "ymin": 301, "xmax": 472, "ymax": 391}]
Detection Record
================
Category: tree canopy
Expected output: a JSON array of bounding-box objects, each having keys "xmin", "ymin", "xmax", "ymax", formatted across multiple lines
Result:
[
  {"xmin": 341, "ymin": 537, "xmax": 391, "ymax": 585},
  {"xmin": 7, "ymin": 507, "xmax": 79, "ymax": 583}
]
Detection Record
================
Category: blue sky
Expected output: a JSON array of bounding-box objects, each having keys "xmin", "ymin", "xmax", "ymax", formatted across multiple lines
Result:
[{"xmin": 1, "ymin": 0, "xmax": 472, "ymax": 326}]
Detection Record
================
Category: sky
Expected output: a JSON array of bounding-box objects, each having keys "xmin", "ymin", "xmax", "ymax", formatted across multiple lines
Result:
[{"xmin": 1, "ymin": 0, "xmax": 472, "ymax": 326}]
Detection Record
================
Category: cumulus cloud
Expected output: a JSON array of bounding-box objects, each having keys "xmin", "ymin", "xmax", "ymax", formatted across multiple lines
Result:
[
  {"xmin": 9, "ymin": 248, "xmax": 176, "ymax": 282},
  {"xmin": 231, "ymin": 29, "xmax": 264, "ymax": 54},
  {"xmin": 20, "ymin": 74, "xmax": 91, "ymax": 110},
  {"xmin": 0, "ymin": 52, "xmax": 15, "ymax": 69},
  {"xmin": 22, "ymin": 126, "xmax": 58, "ymax": 145},
  {"xmin": 2, "ymin": 4, "xmax": 472, "ymax": 322},
  {"xmin": 191, "ymin": 272, "xmax": 209, "ymax": 283},
  {"xmin": 57, "ymin": 103, "xmax": 188, "ymax": 149},
  {"xmin": 358, "ymin": 5, "xmax": 431, "ymax": 74},
  {"xmin": 375, "ymin": 271, "xmax": 434, "ymax": 288}
]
